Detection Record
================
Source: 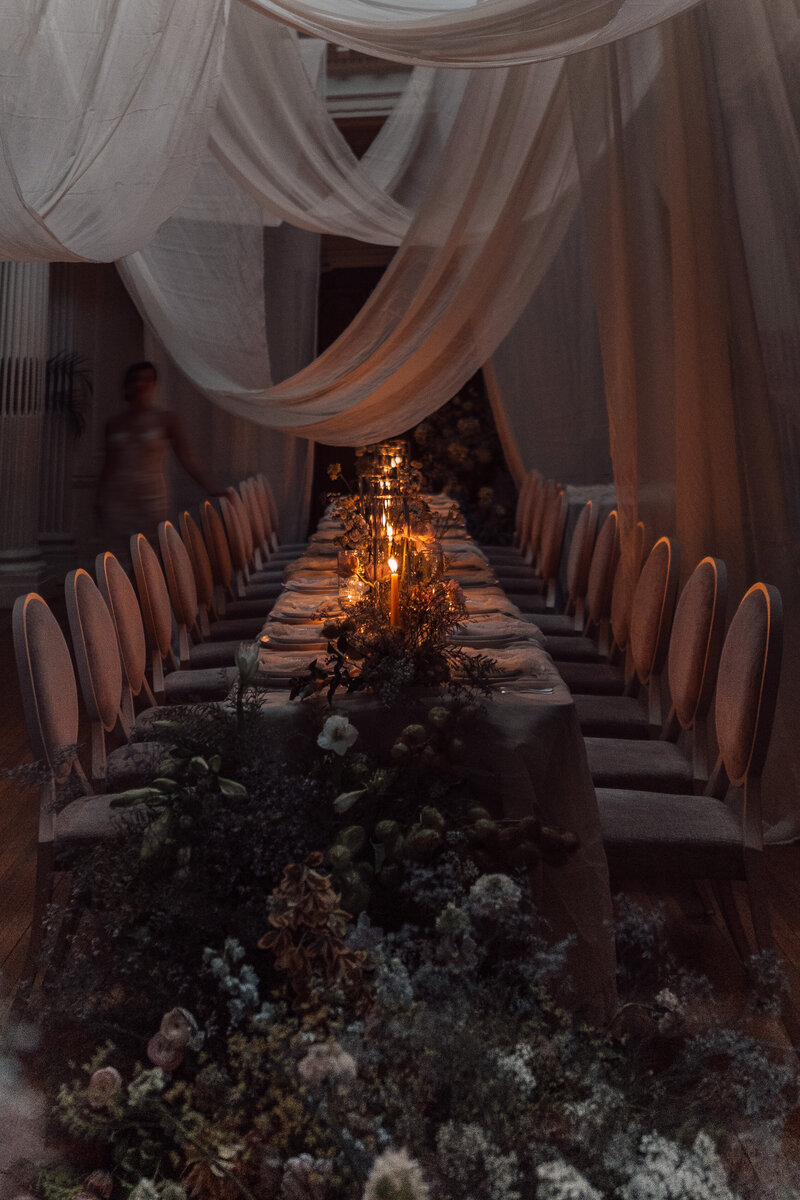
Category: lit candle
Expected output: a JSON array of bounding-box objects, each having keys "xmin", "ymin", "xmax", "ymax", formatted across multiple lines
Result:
[
  {"xmin": 388, "ymin": 557, "xmax": 400, "ymax": 627},
  {"xmin": 387, "ymin": 524, "xmax": 393, "ymax": 544}
]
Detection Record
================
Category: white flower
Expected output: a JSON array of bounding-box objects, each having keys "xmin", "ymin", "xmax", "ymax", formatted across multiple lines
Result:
[
  {"xmin": 467, "ymin": 873, "xmax": 522, "ymax": 921},
  {"xmin": 536, "ymin": 1160, "xmax": 603, "ymax": 1199},
  {"xmin": 128, "ymin": 1182, "xmax": 160, "ymax": 1200},
  {"xmin": 653, "ymin": 989, "xmax": 685, "ymax": 1033},
  {"xmin": 494, "ymin": 1043, "xmax": 538, "ymax": 1099},
  {"xmin": 362, "ymin": 1149, "xmax": 429, "ymax": 1200},
  {"xmin": 297, "ymin": 1040, "xmax": 357, "ymax": 1088},
  {"xmin": 619, "ymin": 1132, "xmax": 738, "ymax": 1200},
  {"xmin": 317, "ymin": 714, "xmax": 359, "ymax": 757}
]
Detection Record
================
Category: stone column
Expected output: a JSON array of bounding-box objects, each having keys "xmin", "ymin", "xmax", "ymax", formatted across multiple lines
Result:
[
  {"xmin": 39, "ymin": 263, "xmax": 80, "ymax": 570},
  {"xmin": 0, "ymin": 262, "xmax": 51, "ymax": 606}
]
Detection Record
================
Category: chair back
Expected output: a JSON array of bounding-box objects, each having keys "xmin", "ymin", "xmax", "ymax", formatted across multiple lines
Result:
[
  {"xmin": 229, "ymin": 488, "xmax": 256, "ymax": 567},
  {"xmin": 258, "ymin": 473, "xmax": 280, "ymax": 535},
  {"xmin": 241, "ymin": 478, "xmax": 268, "ymax": 555},
  {"xmin": 130, "ymin": 533, "xmax": 176, "ymax": 697},
  {"xmin": 585, "ymin": 509, "xmax": 619, "ymax": 629},
  {"xmin": 667, "ymin": 557, "xmax": 727, "ymax": 731},
  {"xmin": 527, "ymin": 478, "xmax": 553, "ymax": 560},
  {"xmin": 65, "ymin": 569, "xmax": 126, "ymax": 779},
  {"xmin": 538, "ymin": 488, "xmax": 568, "ymax": 598},
  {"xmin": 95, "ymin": 551, "xmax": 154, "ymax": 715},
  {"xmin": 516, "ymin": 470, "xmax": 540, "ymax": 548},
  {"xmin": 252, "ymin": 475, "xmax": 276, "ymax": 548},
  {"xmin": 12, "ymin": 593, "xmax": 82, "ymax": 785},
  {"xmin": 715, "ymin": 583, "xmax": 783, "ymax": 790},
  {"xmin": 609, "ymin": 520, "xmax": 646, "ymax": 652},
  {"xmin": 220, "ymin": 495, "xmax": 248, "ymax": 595},
  {"xmin": 565, "ymin": 500, "xmax": 598, "ymax": 613},
  {"xmin": 629, "ymin": 536, "xmax": 681, "ymax": 686},
  {"xmin": 202, "ymin": 500, "xmax": 234, "ymax": 599},
  {"xmin": 159, "ymin": 520, "xmax": 200, "ymax": 663},
  {"xmin": 179, "ymin": 510, "xmax": 215, "ymax": 626}
]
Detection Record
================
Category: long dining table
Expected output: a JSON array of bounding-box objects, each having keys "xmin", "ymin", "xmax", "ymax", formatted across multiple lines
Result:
[{"xmin": 255, "ymin": 496, "xmax": 616, "ymax": 1019}]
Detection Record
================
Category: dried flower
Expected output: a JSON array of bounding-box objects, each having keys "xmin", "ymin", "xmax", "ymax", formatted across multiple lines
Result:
[
  {"xmin": 235, "ymin": 641, "xmax": 261, "ymax": 688},
  {"xmin": 147, "ymin": 1032, "xmax": 184, "ymax": 1071},
  {"xmin": 83, "ymin": 1171, "xmax": 113, "ymax": 1199},
  {"xmin": 363, "ymin": 1149, "xmax": 429, "ymax": 1200},
  {"xmin": 86, "ymin": 1065, "xmax": 122, "ymax": 1109},
  {"xmin": 159, "ymin": 1007, "xmax": 200, "ymax": 1049},
  {"xmin": 536, "ymin": 1160, "xmax": 602, "ymax": 1199},
  {"xmin": 317, "ymin": 714, "xmax": 359, "ymax": 757},
  {"xmin": 297, "ymin": 1040, "xmax": 357, "ymax": 1088}
]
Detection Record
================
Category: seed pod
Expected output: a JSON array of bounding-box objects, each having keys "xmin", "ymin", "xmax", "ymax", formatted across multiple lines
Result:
[
  {"xmin": 467, "ymin": 806, "xmax": 492, "ymax": 824},
  {"xmin": 391, "ymin": 741, "xmax": 411, "ymax": 763},
  {"xmin": 420, "ymin": 806, "xmax": 446, "ymax": 833},
  {"xmin": 403, "ymin": 826, "xmax": 442, "ymax": 862},
  {"xmin": 427, "ymin": 706, "xmax": 451, "ymax": 730},
  {"xmin": 337, "ymin": 825, "xmax": 367, "ymax": 856},
  {"xmin": 401, "ymin": 724, "xmax": 428, "ymax": 747},
  {"xmin": 374, "ymin": 819, "xmax": 401, "ymax": 843},
  {"xmin": 469, "ymin": 818, "xmax": 499, "ymax": 848},
  {"xmin": 326, "ymin": 844, "xmax": 352, "ymax": 871}
]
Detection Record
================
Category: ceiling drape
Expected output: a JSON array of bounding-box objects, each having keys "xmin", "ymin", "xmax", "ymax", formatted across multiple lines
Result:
[
  {"xmin": 239, "ymin": 0, "xmax": 703, "ymax": 67},
  {"xmin": 0, "ymin": 0, "xmax": 228, "ymax": 261}
]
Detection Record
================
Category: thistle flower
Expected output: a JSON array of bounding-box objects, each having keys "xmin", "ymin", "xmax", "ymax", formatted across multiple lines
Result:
[
  {"xmin": 467, "ymin": 873, "xmax": 522, "ymax": 921},
  {"xmin": 362, "ymin": 1149, "xmax": 429, "ymax": 1200},
  {"xmin": 317, "ymin": 713, "xmax": 359, "ymax": 756},
  {"xmin": 86, "ymin": 1065, "xmax": 122, "ymax": 1110}
]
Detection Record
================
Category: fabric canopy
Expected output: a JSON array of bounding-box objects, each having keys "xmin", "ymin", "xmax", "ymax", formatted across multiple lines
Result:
[
  {"xmin": 240, "ymin": 0, "xmax": 703, "ymax": 67},
  {"xmin": 121, "ymin": 56, "xmax": 580, "ymax": 444},
  {"xmin": 0, "ymin": 0, "xmax": 227, "ymax": 262}
]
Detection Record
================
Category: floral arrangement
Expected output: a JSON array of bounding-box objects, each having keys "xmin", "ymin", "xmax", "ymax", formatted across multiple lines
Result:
[
  {"xmin": 6, "ymin": 654, "xmax": 799, "ymax": 1200},
  {"xmin": 409, "ymin": 375, "xmax": 513, "ymax": 545}
]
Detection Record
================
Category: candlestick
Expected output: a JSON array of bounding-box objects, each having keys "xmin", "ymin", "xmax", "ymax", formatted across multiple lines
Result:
[{"xmin": 389, "ymin": 557, "xmax": 400, "ymax": 627}]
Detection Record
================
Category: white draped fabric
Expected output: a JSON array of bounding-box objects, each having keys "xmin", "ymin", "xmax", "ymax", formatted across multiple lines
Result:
[
  {"xmin": 122, "ymin": 58, "xmax": 580, "ymax": 445},
  {"xmin": 0, "ymin": 0, "xmax": 228, "ymax": 262},
  {"xmin": 240, "ymin": 0, "xmax": 703, "ymax": 67}
]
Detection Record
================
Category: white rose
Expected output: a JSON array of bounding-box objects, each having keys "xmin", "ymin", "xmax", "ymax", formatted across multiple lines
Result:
[{"xmin": 317, "ymin": 714, "xmax": 359, "ymax": 757}]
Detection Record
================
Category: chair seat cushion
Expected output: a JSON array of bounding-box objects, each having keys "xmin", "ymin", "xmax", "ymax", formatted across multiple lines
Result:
[
  {"xmin": 249, "ymin": 567, "xmax": 286, "ymax": 584},
  {"xmin": 104, "ymin": 740, "xmax": 173, "ymax": 790},
  {"xmin": 226, "ymin": 597, "xmax": 275, "ymax": 618},
  {"xmin": 534, "ymin": 613, "xmax": 581, "ymax": 636},
  {"xmin": 207, "ymin": 616, "xmax": 265, "ymax": 640},
  {"xmin": 507, "ymin": 593, "xmax": 548, "ymax": 614},
  {"xmin": 188, "ymin": 639, "xmax": 244, "ymax": 668},
  {"xmin": 242, "ymin": 582, "xmax": 283, "ymax": 600},
  {"xmin": 56, "ymin": 794, "xmax": 147, "ymax": 841},
  {"xmin": 585, "ymin": 737, "xmax": 693, "ymax": 792},
  {"xmin": 559, "ymin": 661, "xmax": 625, "ymax": 695},
  {"xmin": 546, "ymin": 635, "xmax": 603, "ymax": 663},
  {"xmin": 573, "ymin": 693, "xmax": 650, "ymax": 739},
  {"xmin": 597, "ymin": 788, "xmax": 744, "ymax": 879},
  {"xmin": 498, "ymin": 576, "xmax": 545, "ymax": 595},
  {"xmin": 164, "ymin": 666, "xmax": 238, "ymax": 701}
]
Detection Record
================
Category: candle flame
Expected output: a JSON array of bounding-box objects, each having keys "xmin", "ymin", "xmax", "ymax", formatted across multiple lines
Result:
[
  {"xmin": 388, "ymin": 557, "xmax": 398, "ymax": 573},
  {"xmin": 387, "ymin": 524, "xmax": 393, "ymax": 541}
]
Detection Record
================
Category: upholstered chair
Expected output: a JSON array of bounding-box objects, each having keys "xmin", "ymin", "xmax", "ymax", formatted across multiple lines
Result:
[
  {"xmin": 12, "ymin": 593, "xmax": 150, "ymax": 963},
  {"xmin": 483, "ymin": 468, "xmax": 541, "ymax": 564},
  {"xmin": 556, "ymin": 522, "xmax": 650, "ymax": 696},
  {"xmin": 96, "ymin": 550, "xmax": 157, "ymax": 724},
  {"xmin": 221, "ymin": 493, "xmax": 283, "ymax": 603},
  {"xmin": 65, "ymin": 568, "xmax": 170, "ymax": 787},
  {"xmin": 178, "ymin": 510, "xmax": 266, "ymax": 642},
  {"xmin": 255, "ymin": 473, "xmax": 308, "ymax": 561},
  {"xmin": 158, "ymin": 522, "xmax": 252, "ymax": 669},
  {"xmin": 598, "ymin": 582, "xmax": 783, "ymax": 958},
  {"xmin": 130, "ymin": 534, "xmax": 239, "ymax": 703},
  {"xmin": 238, "ymin": 479, "xmax": 286, "ymax": 582},
  {"xmin": 201, "ymin": 500, "xmax": 279, "ymax": 621},
  {"xmin": 504, "ymin": 485, "xmax": 569, "ymax": 609},
  {"xmin": 583, "ymin": 557, "xmax": 727, "ymax": 792},
  {"xmin": 536, "ymin": 508, "xmax": 619, "ymax": 643}
]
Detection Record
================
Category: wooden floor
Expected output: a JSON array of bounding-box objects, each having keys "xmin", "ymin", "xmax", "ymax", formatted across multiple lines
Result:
[{"xmin": 2, "ymin": 609, "xmax": 800, "ymax": 1189}]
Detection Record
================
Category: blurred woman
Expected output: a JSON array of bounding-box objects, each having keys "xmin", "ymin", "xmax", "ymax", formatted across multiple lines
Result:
[{"xmin": 95, "ymin": 361, "xmax": 224, "ymax": 556}]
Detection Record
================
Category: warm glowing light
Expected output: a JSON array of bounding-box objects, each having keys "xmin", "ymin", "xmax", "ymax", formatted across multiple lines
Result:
[
  {"xmin": 387, "ymin": 524, "xmax": 393, "ymax": 541},
  {"xmin": 388, "ymin": 557, "xmax": 398, "ymax": 573}
]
